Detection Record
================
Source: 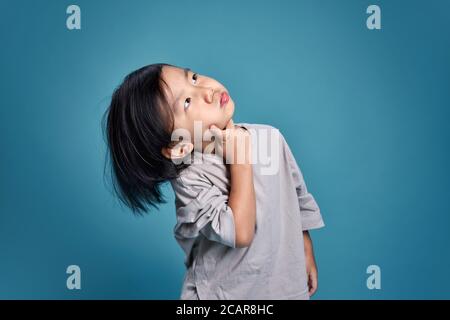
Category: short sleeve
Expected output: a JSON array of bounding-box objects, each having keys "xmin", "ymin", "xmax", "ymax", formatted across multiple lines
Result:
[
  {"xmin": 281, "ymin": 133, "xmax": 325, "ymax": 231},
  {"xmin": 171, "ymin": 172, "xmax": 236, "ymax": 248}
]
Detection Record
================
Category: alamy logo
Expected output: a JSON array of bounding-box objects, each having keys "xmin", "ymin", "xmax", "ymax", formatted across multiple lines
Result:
[
  {"xmin": 169, "ymin": 121, "xmax": 281, "ymax": 176},
  {"xmin": 366, "ymin": 265, "xmax": 381, "ymax": 290},
  {"xmin": 366, "ymin": 5, "xmax": 381, "ymax": 30},
  {"xmin": 66, "ymin": 5, "xmax": 81, "ymax": 30},
  {"xmin": 66, "ymin": 265, "xmax": 81, "ymax": 290}
]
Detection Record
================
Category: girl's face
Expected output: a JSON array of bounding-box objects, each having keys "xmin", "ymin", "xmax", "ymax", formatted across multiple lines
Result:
[{"xmin": 161, "ymin": 66, "xmax": 235, "ymax": 137}]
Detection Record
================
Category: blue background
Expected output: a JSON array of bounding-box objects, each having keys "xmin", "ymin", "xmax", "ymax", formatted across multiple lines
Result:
[{"xmin": 1, "ymin": 0, "xmax": 449, "ymax": 299}]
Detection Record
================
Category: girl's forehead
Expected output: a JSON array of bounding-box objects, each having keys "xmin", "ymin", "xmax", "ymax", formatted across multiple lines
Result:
[
  {"xmin": 162, "ymin": 66, "xmax": 188, "ymax": 81},
  {"xmin": 161, "ymin": 66, "xmax": 190, "ymax": 97},
  {"xmin": 162, "ymin": 66, "xmax": 183, "ymax": 85}
]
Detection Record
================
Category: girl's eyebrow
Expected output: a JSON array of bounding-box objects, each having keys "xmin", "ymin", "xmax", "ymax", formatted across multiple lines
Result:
[
  {"xmin": 171, "ymin": 67, "xmax": 191, "ymax": 110},
  {"xmin": 183, "ymin": 67, "xmax": 191, "ymax": 79}
]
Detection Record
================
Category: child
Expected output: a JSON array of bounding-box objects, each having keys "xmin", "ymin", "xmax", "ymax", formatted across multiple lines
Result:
[{"xmin": 104, "ymin": 63, "xmax": 325, "ymax": 300}]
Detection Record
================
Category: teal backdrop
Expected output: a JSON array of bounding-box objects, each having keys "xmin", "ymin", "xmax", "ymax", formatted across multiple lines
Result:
[{"xmin": 1, "ymin": 0, "xmax": 449, "ymax": 299}]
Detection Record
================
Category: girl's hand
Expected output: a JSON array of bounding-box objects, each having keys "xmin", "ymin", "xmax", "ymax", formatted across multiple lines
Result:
[
  {"xmin": 303, "ymin": 231, "xmax": 318, "ymax": 297},
  {"xmin": 208, "ymin": 119, "xmax": 252, "ymax": 165}
]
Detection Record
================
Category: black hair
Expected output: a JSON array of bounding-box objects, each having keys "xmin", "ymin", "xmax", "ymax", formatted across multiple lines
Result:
[{"xmin": 102, "ymin": 63, "xmax": 189, "ymax": 215}]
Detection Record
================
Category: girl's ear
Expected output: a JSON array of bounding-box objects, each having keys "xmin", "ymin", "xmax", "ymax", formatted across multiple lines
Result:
[{"xmin": 161, "ymin": 141, "xmax": 194, "ymax": 160}]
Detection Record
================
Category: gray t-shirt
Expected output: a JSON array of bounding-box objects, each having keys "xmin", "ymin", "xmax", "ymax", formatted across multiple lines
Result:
[{"xmin": 169, "ymin": 123, "xmax": 325, "ymax": 299}]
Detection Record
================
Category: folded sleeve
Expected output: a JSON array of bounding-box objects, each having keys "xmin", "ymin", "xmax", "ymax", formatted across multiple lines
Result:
[
  {"xmin": 171, "ymin": 172, "xmax": 236, "ymax": 248},
  {"xmin": 281, "ymin": 133, "xmax": 325, "ymax": 231}
]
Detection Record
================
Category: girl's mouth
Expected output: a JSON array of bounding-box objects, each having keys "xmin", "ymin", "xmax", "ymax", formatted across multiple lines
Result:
[{"xmin": 220, "ymin": 92, "xmax": 229, "ymax": 108}]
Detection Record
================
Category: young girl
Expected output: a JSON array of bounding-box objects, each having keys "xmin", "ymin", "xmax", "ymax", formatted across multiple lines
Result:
[{"xmin": 104, "ymin": 63, "xmax": 325, "ymax": 300}]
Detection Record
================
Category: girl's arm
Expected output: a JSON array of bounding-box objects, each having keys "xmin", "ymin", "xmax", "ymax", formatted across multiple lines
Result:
[
  {"xmin": 229, "ymin": 162, "xmax": 256, "ymax": 247},
  {"xmin": 209, "ymin": 120, "xmax": 256, "ymax": 248},
  {"xmin": 303, "ymin": 230, "xmax": 318, "ymax": 296}
]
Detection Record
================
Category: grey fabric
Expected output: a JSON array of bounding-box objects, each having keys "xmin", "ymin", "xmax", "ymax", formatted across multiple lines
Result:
[{"xmin": 169, "ymin": 123, "xmax": 325, "ymax": 300}]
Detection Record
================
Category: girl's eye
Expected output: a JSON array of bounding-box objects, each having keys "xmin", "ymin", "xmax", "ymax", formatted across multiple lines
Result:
[
  {"xmin": 183, "ymin": 97, "xmax": 191, "ymax": 110},
  {"xmin": 192, "ymin": 73, "xmax": 198, "ymax": 84},
  {"xmin": 183, "ymin": 73, "xmax": 198, "ymax": 110}
]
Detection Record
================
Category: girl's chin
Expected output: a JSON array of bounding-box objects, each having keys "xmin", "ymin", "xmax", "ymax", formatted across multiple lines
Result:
[{"xmin": 223, "ymin": 117, "xmax": 234, "ymax": 129}]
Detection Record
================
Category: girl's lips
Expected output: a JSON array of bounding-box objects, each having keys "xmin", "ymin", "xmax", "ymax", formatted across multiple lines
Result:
[{"xmin": 220, "ymin": 92, "xmax": 229, "ymax": 107}]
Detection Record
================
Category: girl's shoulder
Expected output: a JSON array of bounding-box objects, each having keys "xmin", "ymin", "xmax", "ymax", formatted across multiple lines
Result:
[
  {"xmin": 235, "ymin": 122, "xmax": 286, "ymax": 147},
  {"xmin": 170, "ymin": 151, "xmax": 226, "ymax": 192}
]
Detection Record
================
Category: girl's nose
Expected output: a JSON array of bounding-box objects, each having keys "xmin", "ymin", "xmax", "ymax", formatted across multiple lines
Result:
[{"xmin": 203, "ymin": 88, "xmax": 214, "ymax": 104}]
